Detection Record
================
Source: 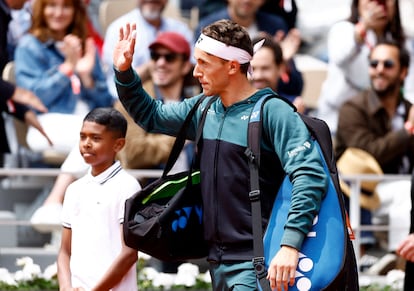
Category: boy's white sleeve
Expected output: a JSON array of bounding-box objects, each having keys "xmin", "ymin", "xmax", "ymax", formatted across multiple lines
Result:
[{"xmin": 61, "ymin": 183, "xmax": 77, "ymax": 228}]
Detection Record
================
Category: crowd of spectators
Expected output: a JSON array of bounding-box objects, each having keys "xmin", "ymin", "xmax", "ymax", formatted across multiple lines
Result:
[{"xmin": 2, "ymin": 0, "xmax": 414, "ymax": 287}]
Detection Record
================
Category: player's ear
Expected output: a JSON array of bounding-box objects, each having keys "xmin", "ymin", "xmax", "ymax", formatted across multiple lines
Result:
[{"xmin": 228, "ymin": 60, "xmax": 240, "ymax": 75}]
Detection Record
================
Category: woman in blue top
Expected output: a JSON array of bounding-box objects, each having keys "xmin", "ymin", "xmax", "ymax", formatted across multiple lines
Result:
[{"xmin": 14, "ymin": 0, "xmax": 113, "ymax": 157}]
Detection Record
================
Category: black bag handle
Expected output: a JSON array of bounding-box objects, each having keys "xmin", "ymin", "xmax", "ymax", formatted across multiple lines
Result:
[
  {"xmin": 163, "ymin": 95, "xmax": 217, "ymax": 176},
  {"xmin": 245, "ymin": 95, "xmax": 273, "ymax": 291}
]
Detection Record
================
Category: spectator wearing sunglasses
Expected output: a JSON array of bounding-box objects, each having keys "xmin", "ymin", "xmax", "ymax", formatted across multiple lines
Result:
[
  {"xmin": 102, "ymin": 0, "xmax": 193, "ymax": 98},
  {"xmin": 317, "ymin": 0, "xmax": 407, "ymax": 137},
  {"xmin": 335, "ymin": 40, "xmax": 414, "ymax": 275}
]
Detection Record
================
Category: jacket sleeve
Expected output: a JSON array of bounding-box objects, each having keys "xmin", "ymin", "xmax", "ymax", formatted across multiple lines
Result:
[
  {"xmin": 115, "ymin": 67, "xmax": 201, "ymax": 139},
  {"xmin": 264, "ymin": 99, "xmax": 328, "ymax": 250}
]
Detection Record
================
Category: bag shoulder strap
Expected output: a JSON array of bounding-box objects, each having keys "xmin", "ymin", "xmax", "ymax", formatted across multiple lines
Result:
[
  {"xmin": 245, "ymin": 94, "xmax": 275, "ymax": 291},
  {"xmin": 163, "ymin": 95, "xmax": 217, "ymax": 176}
]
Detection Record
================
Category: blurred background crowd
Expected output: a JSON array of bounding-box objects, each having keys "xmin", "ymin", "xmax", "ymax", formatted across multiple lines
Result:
[{"xmin": 2, "ymin": 0, "xmax": 414, "ymax": 287}]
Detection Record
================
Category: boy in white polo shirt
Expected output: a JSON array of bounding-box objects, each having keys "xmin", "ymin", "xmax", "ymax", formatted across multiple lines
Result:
[{"xmin": 57, "ymin": 107, "xmax": 141, "ymax": 291}]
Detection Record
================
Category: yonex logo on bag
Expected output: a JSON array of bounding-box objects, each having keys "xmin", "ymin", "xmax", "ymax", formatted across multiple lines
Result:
[
  {"xmin": 171, "ymin": 205, "xmax": 202, "ymax": 232},
  {"xmin": 294, "ymin": 253, "xmax": 314, "ymax": 291},
  {"xmin": 307, "ymin": 215, "xmax": 318, "ymax": 238},
  {"xmin": 296, "ymin": 214, "xmax": 316, "ymax": 290}
]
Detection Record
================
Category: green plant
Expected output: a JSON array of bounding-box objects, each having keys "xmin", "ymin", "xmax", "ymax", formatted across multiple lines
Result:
[
  {"xmin": 2, "ymin": 256, "xmax": 405, "ymax": 291},
  {"xmin": 0, "ymin": 256, "xmax": 212, "ymax": 290},
  {"xmin": 360, "ymin": 284, "xmax": 398, "ymax": 291},
  {"xmin": 0, "ymin": 277, "xmax": 59, "ymax": 291}
]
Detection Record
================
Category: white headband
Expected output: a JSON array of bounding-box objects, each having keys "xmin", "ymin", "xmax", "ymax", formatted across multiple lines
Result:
[{"xmin": 196, "ymin": 33, "xmax": 258, "ymax": 64}]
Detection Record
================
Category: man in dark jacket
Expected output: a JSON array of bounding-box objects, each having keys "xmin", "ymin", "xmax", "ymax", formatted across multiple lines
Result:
[
  {"xmin": 0, "ymin": 0, "xmax": 51, "ymax": 167},
  {"xmin": 336, "ymin": 40, "xmax": 414, "ymax": 275}
]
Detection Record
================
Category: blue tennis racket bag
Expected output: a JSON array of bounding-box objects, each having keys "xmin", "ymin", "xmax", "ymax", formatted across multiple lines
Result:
[{"xmin": 248, "ymin": 95, "xmax": 358, "ymax": 291}]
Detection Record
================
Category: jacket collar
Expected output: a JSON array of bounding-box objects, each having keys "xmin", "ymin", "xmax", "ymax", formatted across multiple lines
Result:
[{"xmin": 366, "ymin": 90, "xmax": 408, "ymax": 118}]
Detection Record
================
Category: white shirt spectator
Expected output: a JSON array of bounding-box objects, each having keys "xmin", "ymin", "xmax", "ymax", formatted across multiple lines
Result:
[{"xmin": 102, "ymin": 8, "xmax": 193, "ymax": 97}]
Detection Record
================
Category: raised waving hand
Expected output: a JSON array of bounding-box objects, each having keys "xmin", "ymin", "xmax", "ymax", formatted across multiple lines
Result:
[{"xmin": 113, "ymin": 23, "xmax": 137, "ymax": 72}]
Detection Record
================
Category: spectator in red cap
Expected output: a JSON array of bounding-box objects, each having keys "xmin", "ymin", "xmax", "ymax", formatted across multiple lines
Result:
[
  {"xmin": 149, "ymin": 31, "xmax": 191, "ymax": 60},
  {"xmin": 102, "ymin": 0, "xmax": 193, "ymax": 98}
]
